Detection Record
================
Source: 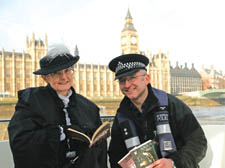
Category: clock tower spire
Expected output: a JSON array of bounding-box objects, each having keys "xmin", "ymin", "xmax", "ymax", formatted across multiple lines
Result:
[{"xmin": 120, "ymin": 8, "xmax": 140, "ymax": 54}]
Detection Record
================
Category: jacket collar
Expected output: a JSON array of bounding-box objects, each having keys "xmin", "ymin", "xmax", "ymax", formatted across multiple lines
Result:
[
  {"xmin": 142, "ymin": 84, "xmax": 159, "ymax": 113},
  {"xmin": 46, "ymin": 84, "xmax": 77, "ymax": 108}
]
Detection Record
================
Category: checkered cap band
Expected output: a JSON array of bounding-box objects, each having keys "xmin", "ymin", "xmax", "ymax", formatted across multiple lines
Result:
[{"xmin": 115, "ymin": 61, "xmax": 146, "ymax": 74}]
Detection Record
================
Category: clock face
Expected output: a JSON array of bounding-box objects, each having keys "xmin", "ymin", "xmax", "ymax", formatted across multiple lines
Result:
[{"xmin": 131, "ymin": 36, "xmax": 136, "ymax": 44}]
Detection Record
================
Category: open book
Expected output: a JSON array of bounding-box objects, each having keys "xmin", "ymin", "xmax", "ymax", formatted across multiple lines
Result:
[
  {"xmin": 118, "ymin": 139, "xmax": 158, "ymax": 168},
  {"xmin": 67, "ymin": 121, "xmax": 110, "ymax": 148}
]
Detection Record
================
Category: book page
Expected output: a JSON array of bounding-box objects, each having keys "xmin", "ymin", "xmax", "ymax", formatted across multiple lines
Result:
[
  {"xmin": 91, "ymin": 121, "xmax": 110, "ymax": 142},
  {"xmin": 67, "ymin": 128, "xmax": 91, "ymax": 144},
  {"xmin": 68, "ymin": 122, "xmax": 110, "ymax": 147}
]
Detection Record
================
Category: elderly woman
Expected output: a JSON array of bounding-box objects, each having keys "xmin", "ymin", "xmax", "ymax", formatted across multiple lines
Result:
[{"xmin": 8, "ymin": 44, "xmax": 108, "ymax": 168}]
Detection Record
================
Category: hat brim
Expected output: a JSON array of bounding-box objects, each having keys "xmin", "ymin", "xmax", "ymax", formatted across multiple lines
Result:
[
  {"xmin": 115, "ymin": 69, "xmax": 141, "ymax": 80},
  {"xmin": 33, "ymin": 56, "xmax": 79, "ymax": 75}
]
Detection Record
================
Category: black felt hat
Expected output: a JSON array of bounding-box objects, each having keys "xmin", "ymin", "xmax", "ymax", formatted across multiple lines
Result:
[
  {"xmin": 33, "ymin": 44, "xmax": 79, "ymax": 75},
  {"xmin": 108, "ymin": 53, "xmax": 149, "ymax": 79}
]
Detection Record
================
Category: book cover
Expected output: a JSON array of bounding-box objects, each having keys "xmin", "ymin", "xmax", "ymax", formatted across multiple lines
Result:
[
  {"xmin": 118, "ymin": 139, "xmax": 158, "ymax": 168},
  {"xmin": 67, "ymin": 121, "xmax": 110, "ymax": 147},
  {"xmin": 118, "ymin": 153, "xmax": 136, "ymax": 168}
]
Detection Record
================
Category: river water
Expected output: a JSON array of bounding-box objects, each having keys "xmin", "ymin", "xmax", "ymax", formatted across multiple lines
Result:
[
  {"xmin": 101, "ymin": 105, "xmax": 225, "ymax": 125},
  {"xmin": 1, "ymin": 105, "xmax": 225, "ymax": 125},
  {"xmin": 190, "ymin": 106, "xmax": 225, "ymax": 125}
]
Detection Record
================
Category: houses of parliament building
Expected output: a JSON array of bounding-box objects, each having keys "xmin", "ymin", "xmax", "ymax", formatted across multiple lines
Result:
[{"xmin": 0, "ymin": 10, "xmax": 175, "ymax": 97}]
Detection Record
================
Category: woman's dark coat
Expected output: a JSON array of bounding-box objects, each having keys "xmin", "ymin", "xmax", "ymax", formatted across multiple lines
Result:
[{"xmin": 8, "ymin": 85, "xmax": 107, "ymax": 168}]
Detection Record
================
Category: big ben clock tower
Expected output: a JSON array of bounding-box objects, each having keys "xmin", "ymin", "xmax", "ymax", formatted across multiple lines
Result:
[{"xmin": 121, "ymin": 9, "xmax": 140, "ymax": 54}]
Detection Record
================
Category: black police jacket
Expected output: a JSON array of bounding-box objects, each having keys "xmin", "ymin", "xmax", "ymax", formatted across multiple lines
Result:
[{"xmin": 108, "ymin": 84, "xmax": 207, "ymax": 168}]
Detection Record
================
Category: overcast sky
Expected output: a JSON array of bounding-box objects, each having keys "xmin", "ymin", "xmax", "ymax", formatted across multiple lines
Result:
[{"xmin": 1, "ymin": 0, "xmax": 225, "ymax": 72}]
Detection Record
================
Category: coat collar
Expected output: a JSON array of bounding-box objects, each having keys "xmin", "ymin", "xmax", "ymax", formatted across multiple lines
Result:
[{"xmin": 46, "ymin": 84, "xmax": 77, "ymax": 108}]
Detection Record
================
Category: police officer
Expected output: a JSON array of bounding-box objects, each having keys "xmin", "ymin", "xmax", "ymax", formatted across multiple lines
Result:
[{"xmin": 108, "ymin": 53, "xmax": 207, "ymax": 168}]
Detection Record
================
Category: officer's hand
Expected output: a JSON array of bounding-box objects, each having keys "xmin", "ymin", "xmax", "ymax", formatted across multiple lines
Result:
[{"xmin": 148, "ymin": 158, "xmax": 174, "ymax": 168}]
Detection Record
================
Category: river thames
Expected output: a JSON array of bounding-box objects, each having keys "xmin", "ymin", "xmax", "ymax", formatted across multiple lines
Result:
[
  {"xmin": 1, "ymin": 105, "xmax": 225, "ymax": 125},
  {"xmin": 100, "ymin": 105, "xmax": 225, "ymax": 125},
  {"xmin": 190, "ymin": 106, "xmax": 225, "ymax": 125}
]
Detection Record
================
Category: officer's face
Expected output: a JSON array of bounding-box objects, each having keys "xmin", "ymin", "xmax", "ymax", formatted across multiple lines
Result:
[{"xmin": 119, "ymin": 70, "xmax": 149, "ymax": 102}]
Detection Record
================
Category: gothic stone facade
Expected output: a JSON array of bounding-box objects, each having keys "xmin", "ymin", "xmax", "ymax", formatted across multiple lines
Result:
[
  {"xmin": 0, "ymin": 10, "xmax": 170, "ymax": 97},
  {"xmin": 0, "ymin": 33, "xmax": 48, "ymax": 97}
]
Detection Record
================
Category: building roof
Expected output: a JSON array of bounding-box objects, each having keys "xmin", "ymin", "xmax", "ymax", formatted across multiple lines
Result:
[
  {"xmin": 122, "ymin": 9, "xmax": 136, "ymax": 32},
  {"xmin": 171, "ymin": 62, "xmax": 201, "ymax": 78},
  {"xmin": 0, "ymin": 51, "xmax": 31, "ymax": 59}
]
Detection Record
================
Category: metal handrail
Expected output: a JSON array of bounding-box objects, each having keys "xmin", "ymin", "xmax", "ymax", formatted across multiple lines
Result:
[
  {"xmin": 0, "ymin": 115, "xmax": 115, "ymax": 123},
  {"xmin": 0, "ymin": 119, "xmax": 10, "ymax": 122},
  {"xmin": 100, "ymin": 115, "xmax": 115, "ymax": 119}
]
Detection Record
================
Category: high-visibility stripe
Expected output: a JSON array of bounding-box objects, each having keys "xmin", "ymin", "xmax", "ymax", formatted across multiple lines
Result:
[
  {"xmin": 156, "ymin": 124, "xmax": 171, "ymax": 134},
  {"xmin": 125, "ymin": 136, "xmax": 140, "ymax": 149}
]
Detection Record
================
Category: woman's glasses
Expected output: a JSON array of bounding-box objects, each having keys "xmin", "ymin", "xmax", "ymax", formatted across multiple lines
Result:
[{"xmin": 48, "ymin": 67, "xmax": 74, "ymax": 79}]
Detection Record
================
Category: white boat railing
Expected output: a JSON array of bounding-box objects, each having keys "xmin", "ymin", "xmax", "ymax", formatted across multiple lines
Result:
[
  {"xmin": 199, "ymin": 124, "xmax": 225, "ymax": 168},
  {"xmin": 0, "ymin": 140, "xmax": 14, "ymax": 168}
]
